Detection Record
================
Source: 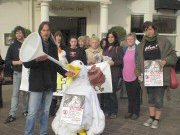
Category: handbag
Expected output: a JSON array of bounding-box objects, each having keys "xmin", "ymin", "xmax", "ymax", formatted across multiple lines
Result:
[
  {"xmin": 88, "ymin": 65, "xmax": 105, "ymax": 87},
  {"xmin": 170, "ymin": 67, "xmax": 179, "ymax": 89}
]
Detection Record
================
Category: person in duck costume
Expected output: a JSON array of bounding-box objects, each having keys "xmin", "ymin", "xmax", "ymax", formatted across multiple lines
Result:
[{"xmin": 52, "ymin": 60, "xmax": 105, "ymax": 135}]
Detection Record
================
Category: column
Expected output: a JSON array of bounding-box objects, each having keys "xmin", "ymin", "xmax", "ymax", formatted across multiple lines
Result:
[
  {"xmin": 100, "ymin": 1, "xmax": 111, "ymax": 39},
  {"xmin": 40, "ymin": 0, "xmax": 52, "ymax": 22},
  {"xmin": 176, "ymin": 11, "xmax": 180, "ymax": 56}
]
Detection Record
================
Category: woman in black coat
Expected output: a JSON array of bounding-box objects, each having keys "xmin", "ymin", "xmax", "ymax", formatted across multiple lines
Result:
[{"xmin": 102, "ymin": 31, "xmax": 123, "ymax": 119}]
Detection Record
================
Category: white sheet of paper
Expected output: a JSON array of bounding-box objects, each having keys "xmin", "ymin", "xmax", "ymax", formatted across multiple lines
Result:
[
  {"xmin": 20, "ymin": 65, "xmax": 29, "ymax": 92},
  {"xmin": 144, "ymin": 60, "xmax": 163, "ymax": 86}
]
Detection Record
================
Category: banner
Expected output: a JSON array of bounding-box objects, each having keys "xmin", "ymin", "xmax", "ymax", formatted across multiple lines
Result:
[
  {"xmin": 53, "ymin": 62, "xmax": 112, "ymax": 96},
  {"xmin": 20, "ymin": 62, "xmax": 112, "ymax": 95},
  {"xmin": 144, "ymin": 60, "xmax": 163, "ymax": 86}
]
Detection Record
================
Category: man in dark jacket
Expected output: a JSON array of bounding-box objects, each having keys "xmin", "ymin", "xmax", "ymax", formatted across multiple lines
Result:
[
  {"xmin": 24, "ymin": 21, "xmax": 74, "ymax": 135},
  {"xmin": 4, "ymin": 26, "xmax": 29, "ymax": 123}
]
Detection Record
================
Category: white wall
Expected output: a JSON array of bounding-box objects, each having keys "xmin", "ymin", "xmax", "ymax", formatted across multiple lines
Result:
[
  {"xmin": 176, "ymin": 11, "xmax": 180, "ymax": 56},
  {"xmin": 0, "ymin": 0, "xmax": 32, "ymax": 58}
]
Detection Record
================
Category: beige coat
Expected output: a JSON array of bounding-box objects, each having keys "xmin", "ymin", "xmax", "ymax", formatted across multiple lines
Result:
[{"xmin": 85, "ymin": 47, "xmax": 103, "ymax": 65}]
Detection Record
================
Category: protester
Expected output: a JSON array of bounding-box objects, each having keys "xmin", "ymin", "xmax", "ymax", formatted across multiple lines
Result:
[
  {"xmin": 23, "ymin": 21, "xmax": 74, "ymax": 135},
  {"xmin": 103, "ymin": 31, "xmax": 123, "ymax": 119},
  {"xmin": 65, "ymin": 36, "xmax": 87, "ymax": 65},
  {"xmin": 100, "ymin": 38, "xmax": 106, "ymax": 50},
  {"xmin": 85, "ymin": 36, "xmax": 103, "ymax": 65},
  {"xmin": 4, "ymin": 26, "xmax": 29, "ymax": 123},
  {"xmin": 53, "ymin": 31, "xmax": 65, "ymax": 49},
  {"xmin": 78, "ymin": 36, "xmax": 86, "ymax": 50},
  {"xmin": 52, "ymin": 60, "xmax": 105, "ymax": 135},
  {"xmin": 123, "ymin": 33, "xmax": 141, "ymax": 120},
  {"xmin": 49, "ymin": 31, "xmax": 68, "ymax": 117},
  {"xmin": 136, "ymin": 21, "xmax": 177, "ymax": 128},
  {"xmin": 85, "ymin": 35, "xmax": 90, "ymax": 49}
]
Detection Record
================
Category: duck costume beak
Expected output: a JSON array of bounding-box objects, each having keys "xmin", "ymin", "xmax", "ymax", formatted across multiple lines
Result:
[{"xmin": 66, "ymin": 64, "xmax": 81, "ymax": 78}]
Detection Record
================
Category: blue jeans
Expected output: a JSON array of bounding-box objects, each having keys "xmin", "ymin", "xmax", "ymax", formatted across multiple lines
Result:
[
  {"xmin": 9, "ymin": 71, "xmax": 29, "ymax": 117},
  {"xmin": 24, "ymin": 91, "xmax": 53, "ymax": 135}
]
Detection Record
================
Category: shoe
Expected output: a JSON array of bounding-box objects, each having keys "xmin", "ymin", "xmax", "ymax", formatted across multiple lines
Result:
[
  {"xmin": 131, "ymin": 114, "xmax": 139, "ymax": 120},
  {"xmin": 110, "ymin": 114, "xmax": 117, "ymax": 119},
  {"xmin": 151, "ymin": 120, "xmax": 159, "ymax": 129},
  {"xmin": 4, "ymin": 115, "xmax": 16, "ymax": 124},
  {"xmin": 143, "ymin": 118, "xmax": 154, "ymax": 127},
  {"xmin": 22, "ymin": 111, "xmax": 28, "ymax": 117},
  {"xmin": 104, "ymin": 113, "xmax": 109, "ymax": 117},
  {"xmin": 124, "ymin": 113, "xmax": 132, "ymax": 119}
]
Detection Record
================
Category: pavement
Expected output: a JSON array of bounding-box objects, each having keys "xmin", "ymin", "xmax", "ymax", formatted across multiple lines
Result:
[{"xmin": 0, "ymin": 75, "xmax": 180, "ymax": 135}]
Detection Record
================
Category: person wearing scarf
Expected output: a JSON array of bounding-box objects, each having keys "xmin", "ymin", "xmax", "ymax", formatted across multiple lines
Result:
[{"xmin": 136, "ymin": 21, "xmax": 177, "ymax": 129}]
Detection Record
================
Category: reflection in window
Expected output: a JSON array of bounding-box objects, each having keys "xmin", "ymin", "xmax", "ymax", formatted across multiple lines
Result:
[
  {"xmin": 131, "ymin": 15, "xmax": 144, "ymax": 42},
  {"xmin": 153, "ymin": 15, "xmax": 176, "ymax": 34}
]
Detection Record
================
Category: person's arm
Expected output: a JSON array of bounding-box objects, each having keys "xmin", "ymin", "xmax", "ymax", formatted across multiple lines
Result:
[
  {"xmin": 162, "ymin": 39, "xmax": 178, "ymax": 66},
  {"xmin": 0, "ymin": 55, "xmax": 4, "ymax": 66},
  {"xmin": 5, "ymin": 45, "xmax": 13, "ymax": 66},
  {"xmin": 113, "ymin": 46, "xmax": 123, "ymax": 66},
  {"xmin": 23, "ymin": 59, "xmax": 44, "ymax": 69},
  {"xmin": 5, "ymin": 45, "xmax": 22, "ymax": 66},
  {"xmin": 135, "ymin": 44, "xmax": 143, "ymax": 77},
  {"xmin": 82, "ymin": 49, "xmax": 87, "ymax": 65}
]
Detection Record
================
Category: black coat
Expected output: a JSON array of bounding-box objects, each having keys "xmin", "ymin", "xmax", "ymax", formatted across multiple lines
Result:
[
  {"xmin": 65, "ymin": 47, "xmax": 87, "ymax": 65},
  {"xmin": 5, "ymin": 39, "xmax": 22, "ymax": 72},
  {"xmin": 103, "ymin": 46, "xmax": 123, "ymax": 91},
  {"xmin": 23, "ymin": 39, "xmax": 67, "ymax": 92}
]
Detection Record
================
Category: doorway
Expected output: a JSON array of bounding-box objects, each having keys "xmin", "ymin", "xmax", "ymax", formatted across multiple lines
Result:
[{"xmin": 50, "ymin": 16, "xmax": 86, "ymax": 45}]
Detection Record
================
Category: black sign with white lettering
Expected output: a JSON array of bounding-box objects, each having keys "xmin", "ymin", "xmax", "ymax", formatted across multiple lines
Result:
[{"xmin": 155, "ymin": 0, "xmax": 180, "ymax": 10}]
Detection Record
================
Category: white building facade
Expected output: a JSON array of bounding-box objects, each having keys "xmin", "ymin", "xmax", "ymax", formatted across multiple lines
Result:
[{"xmin": 0, "ymin": 0, "xmax": 180, "ymax": 58}]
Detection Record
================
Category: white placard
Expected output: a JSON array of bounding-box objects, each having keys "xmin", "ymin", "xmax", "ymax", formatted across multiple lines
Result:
[
  {"xmin": 61, "ymin": 94, "xmax": 85, "ymax": 125},
  {"xmin": 92, "ymin": 62, "xmax": 112, "ymax": 94},
  {"xmin": 144, "ymin": 60, "xmax": 163, "ymax": 86}
]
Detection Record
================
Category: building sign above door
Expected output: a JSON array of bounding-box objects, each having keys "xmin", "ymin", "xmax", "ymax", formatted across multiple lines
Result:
[{"xmin": 50, "ymin": 6, "xmax": 85, "ymax": 12}]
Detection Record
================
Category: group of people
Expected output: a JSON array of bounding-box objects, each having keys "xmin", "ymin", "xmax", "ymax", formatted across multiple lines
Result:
[{"xmin": 0, "ymin": 20, "xmax": 177, "ymax": 135}]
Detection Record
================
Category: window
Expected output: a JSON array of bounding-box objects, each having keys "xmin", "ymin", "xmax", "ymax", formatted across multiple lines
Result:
[
  {"xmin": 131, "ymin": 15, "xmax": 144, "ymax": 42},
  {"xmin": 153, "ymin": 15, "xmax": 177, "ymax": 47},
  {"xmin": 153, "ymin": 15, "xmax": 176, "ymax": 34}
]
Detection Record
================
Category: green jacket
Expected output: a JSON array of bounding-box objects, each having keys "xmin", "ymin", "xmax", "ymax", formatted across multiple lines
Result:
[{"xmin": 136, "ymin": 36, "xmax": 178, "ymax": 86}]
